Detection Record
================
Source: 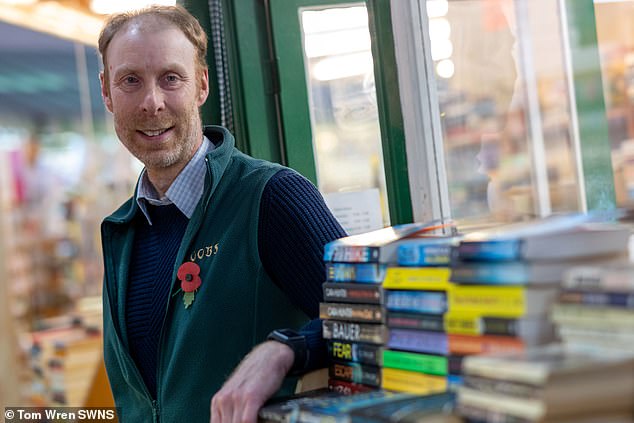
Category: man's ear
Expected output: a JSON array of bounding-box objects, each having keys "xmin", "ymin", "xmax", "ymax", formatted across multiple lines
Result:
[
  {"xmin": 197, "ymin": 68, "xmax": 209, "ymax": 107},
  {"xmin": 100, "ymin": 71, "xmax": 113, "ymax": 113}
]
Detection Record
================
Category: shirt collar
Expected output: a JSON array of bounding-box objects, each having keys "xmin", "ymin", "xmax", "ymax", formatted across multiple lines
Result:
[{"xmin": 136, "ymin": 136, "xmax": 215, "ymax": 225}]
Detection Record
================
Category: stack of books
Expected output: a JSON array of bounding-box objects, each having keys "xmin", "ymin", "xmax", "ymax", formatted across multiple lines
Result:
[
  {"xmin": 553, "ymin": 261, "xmax": 634, "ymax": 355},
  {"xmin": 446, "ymin": 214, "xmax": 632, "ymax": 384},
  {"xmin": 380, "ymin": 236, "xmax": 460, "ymax": 394},
  {"xmin": 321, "ymin": 222, "xmax": 451, "ymax": 394},
  {"xmin": 456, "ymin": 344, "xmax": 634, "ymax": 422}
]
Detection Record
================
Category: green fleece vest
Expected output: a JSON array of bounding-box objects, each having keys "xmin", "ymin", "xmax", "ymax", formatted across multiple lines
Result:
[{"xmin": 101, "ymin": 126, "xmax": 308, "ymax": 422}]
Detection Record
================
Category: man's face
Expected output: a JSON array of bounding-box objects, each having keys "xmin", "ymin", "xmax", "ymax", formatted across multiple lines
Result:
[{"xmin": 100, "ymin": 22, "xmax": 209, "ymax": 173}]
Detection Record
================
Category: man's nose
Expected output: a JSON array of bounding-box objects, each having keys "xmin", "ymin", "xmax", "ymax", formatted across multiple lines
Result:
[{"xmin": 141, "ymin": 84, "xmax": 165, "ymax": 114}]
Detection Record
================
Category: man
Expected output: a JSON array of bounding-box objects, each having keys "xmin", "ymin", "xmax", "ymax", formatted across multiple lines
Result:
[{"xmin": 98, "ymin": 5, "xmax": 345, "ymax": 422}]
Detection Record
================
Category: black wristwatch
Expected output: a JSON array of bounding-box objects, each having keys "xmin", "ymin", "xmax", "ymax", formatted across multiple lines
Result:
[{"xmin": 266, "ymin": 328, "xmax": 308, "ymax": 374}]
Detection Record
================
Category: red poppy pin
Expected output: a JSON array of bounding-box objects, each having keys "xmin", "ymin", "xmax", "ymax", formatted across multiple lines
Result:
[{"xmin": 177, "ymin": 261, "xmax": 202, "ymax": 308}]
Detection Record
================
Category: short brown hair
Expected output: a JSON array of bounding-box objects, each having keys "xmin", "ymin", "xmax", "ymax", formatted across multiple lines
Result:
[{"xmin": 98, "ymin": 5, "xmax": 208, "ymax": 80}]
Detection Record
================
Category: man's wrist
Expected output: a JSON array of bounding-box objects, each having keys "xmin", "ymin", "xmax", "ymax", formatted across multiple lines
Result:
[{"xmin": 266, "ymin": 329, "xmax": 308, "ymax": 375}]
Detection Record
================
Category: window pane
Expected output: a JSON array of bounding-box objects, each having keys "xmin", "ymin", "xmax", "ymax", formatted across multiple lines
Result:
[
  {"xmin": 595, "ymin": 0, "xmax": 634, "ymax": 205},
  {"xmin": 300, "ymin": 5, "xmax": 390, "ymax": 233},
  {"xmin": 429, "ymin": 0, "xmax": 580, "ymax": 224}
]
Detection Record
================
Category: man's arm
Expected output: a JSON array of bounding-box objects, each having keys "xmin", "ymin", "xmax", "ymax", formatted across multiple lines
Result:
[{"xmin": 210, "ymin": 170, "xmax": 346, "ymax": 422}]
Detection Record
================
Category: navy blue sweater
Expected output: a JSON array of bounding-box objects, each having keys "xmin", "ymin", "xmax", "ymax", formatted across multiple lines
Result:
[{"xmin": 126, "ymin": 169, "xmax": 346, "ymax": 397}]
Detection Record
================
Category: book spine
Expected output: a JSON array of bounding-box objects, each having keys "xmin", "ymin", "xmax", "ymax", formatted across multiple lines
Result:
[
  {"xmin": 329, "ymin": 361, "xmax": 381, "ymax": 387},
  {"xmin": 449, "ymin": 262, "xmax": 530, "ymax": 284},
  {"xmin": 320, "ymin": 302, "xmax": 385, "ymax": 323},
  {"xmin": 386, "ymin": 312, "xmax": 445, "ymax": 332},
  {"xmin": 445, "ymin": 314, "xmax": 529, "ymax": 337},
  {"xmin": 457, "ymin": 403, "xmax": 532, "ymax": 423},
  {"xmin": 382, "ymin": 267, "xmax": 451, "ymax": 290},
  {"xmin": 323, "ymin": 282, "xmax": 383, "ymax": 304},
  {"xmin": 387, "ymin": 329, "xmax": 448, "ymax": 355},
  {"xmin": 327, "ymin": 341, "xmax": 383, "ymax": 366},
  {"xmin": 385, "ymin": 290, "xmax": 447, "ymax": 314},
  {"xmin": 448, "ymin": 334, "xmax": 525, "ymax": 355},
  {"xmin": 324, "ymin": 245, "xmax": 380, "ymax": 263},
  {"xmin": 327, "ymin": 378, "xmax": 374, "ymax": 395},
  {"xmin": 463, "ymin": 374, "xmax": 540, "ymax": 398},
  {"xmin": 398, "ymin": 244, "xmax": 452, "ymax": 266},
  {"xmin": 326, "ymin": 263, "xmax": 386, "ymax": 283},
  {"xmin": 382, "ymin": 349, "xmax": 448, "ymax": 376},
  {"xmin": 448, "ymin": 286, "xmax": 526, "ymax": 317},
  {"xmin": 448, "ymin": 355, "xmax": 464, "ymax": 375},
  {"xmin": 322, "ymin": 320, "xmax": 387, "ymax": 345},
  {"xmin": 381, "ymin": 367, "xmax": 447, "ymax": 394},
  {"xmin": 454, "ymin": 239, "xmax": 522, "ymax": 262},
  {"xmin": 559, "ymin": 290, "xmax": 634, "ymax": 308}
]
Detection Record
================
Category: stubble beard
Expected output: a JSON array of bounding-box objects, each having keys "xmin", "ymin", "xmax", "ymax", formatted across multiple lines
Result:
[{"xmin": 115, "ymin": 105, "xmax": 203, "ymax": 170}]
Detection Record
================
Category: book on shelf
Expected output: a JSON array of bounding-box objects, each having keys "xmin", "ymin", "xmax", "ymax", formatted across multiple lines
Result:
[
  {"xmin": 551, "ymin": 303, "xmax": 634, "ymax": 330},
  {"xmin": 397, "ymin": 236, "xmax": 461, "ymax": 267},
  {"xmin": 449, "ymin": 258, "xmax": 604, "ymax": 285},
  {"xmin": 447, "ymin": 284, "xmax": 559, "ymax": 317},
  {"xmin": 386, "ymin": 312, "xmax": 445, "ymax": 332},
  {"xmin": 327, "ymin": 378, "xmax": 375, "ymax": 395},
  {"xmin": 387, "ymin": 329, "xmax": 448, "ymax": 355},
  {"xmin": 322, "ymin": 320, "xmax": 387, "ymax": 345},
  {"xmin": 258, "ymin": 388, "xmax": 340, "ymax": 423},
  {"xmin": 329, "ymin": 361, "xmax": 382, "ymax": 387},
  {"xmin": 323, "ymin": 283, "xmax": 383, "ymax": 304},
  {"xmin": 382, "ymin": 349, "xmax": 448, "ymax": 376},
  {"xmin": 381, "ymin": 367, "xmax": 448, "ymax": 395},
  {"xmin": 385, "ymin": 290, "xmax": 447, "ymax": 314},
  {"xmin": 558, "ymin": 289, "xmax": 634, "ymax": 308},
  {"xmin": 347, "ymin": 391, "xmax": 458, "ymax": 423},
  {"xmin": 458, "ymin": 402, "xmax": 634, "ymax": 423},
  {"xmin": 563, "ymin": 262, "xmax": 634, "ymax": 291},
  {"xmin": 327, "ymin": 340, "xmax": 383, "ymax": 367},
  {"xmin": 323, "ymin": 221, "xmax": 454, "ymax": 264},
  {"xmin": 280, "ymin": 390, "xmax": 420, "ymax": 423},
  {"xmin": 326, "ymin": 262, "xmax": 387, "ymax": 283},
  {"xmin": 382, "ymin": 267, "xmax": 452, "ymax": 291},
  {"xmin": 320, "ymin": 302, "xmax": 385, "ymax": 323},
  {"xmin": 444, "ymin": 313, "xmax": 555, "ymax": 344},
  {"xmin": 457, "ymin": 344, "xmax": 634, "ymax": 421},
  {"xmin": 453, "ymin": 213, "xmax": 630, "ymax": 262},
  {"xmin": 448, "ymin": 333, "xmax": 527, "ymax": 355}
]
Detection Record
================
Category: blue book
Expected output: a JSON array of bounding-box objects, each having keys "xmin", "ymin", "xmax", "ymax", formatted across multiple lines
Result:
[
  {"xmin": 326, "ymin": 262, "xmax": 387, "ymax": 283},
  {"xmin": 388, "ymin": 329, "xmax": 449, "ymax": 355},
  {"xmin": 450, "ymin": 260, "xmax": 594, "ymax": 285},
  {"xmin": 454, "ymin": 213, "xmax": 630, "ymax": 262},
  {"xmin": 385, "ymin": 290, "xmax": 447, "ymax": 314},
  {"xmin": 397, "ymin": 236, "xmax": 461, "ymax": 266},
  {"xmin": 324, "ymin": 221, "xmax": 453, "ymax": 264}
]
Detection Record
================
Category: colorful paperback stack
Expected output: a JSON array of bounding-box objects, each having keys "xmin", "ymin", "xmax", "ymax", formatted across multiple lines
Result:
[
  {"xmin": 456, "ymin": 344, "xmax": 634, "ymax": 423},
  {"xmin": 553, "ymin": 262, "xmax": 634, "ymax": 355},
  {"xmin": 381, "ymin": 235, "xmax": 460, "ymax": 394},
  {"xmin": 446, "ymin": 213, "xmax": 632, "ymax": 387},
  {"xmin": 321, "ymin": 221, "xmax": 452, "ymax": 394}
]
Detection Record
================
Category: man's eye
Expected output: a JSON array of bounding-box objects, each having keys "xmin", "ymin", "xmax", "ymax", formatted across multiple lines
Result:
[
  {"xmin": 166, "ymin": 74, "xmax": 178, "ymax": 83},
  {"xmin": 125, "ymin": 76, "xmax": 139, "ymax": 84}
]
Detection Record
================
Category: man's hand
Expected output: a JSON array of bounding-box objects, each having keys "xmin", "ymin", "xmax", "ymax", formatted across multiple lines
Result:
[{"xmin": 210, "ymin": 341, "xmax": 294, "ymax": 423}]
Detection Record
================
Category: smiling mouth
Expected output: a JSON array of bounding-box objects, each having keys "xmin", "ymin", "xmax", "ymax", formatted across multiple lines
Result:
[{"xmin": 138, "ymin": 127, "xmax": 173, "ymax": 137}]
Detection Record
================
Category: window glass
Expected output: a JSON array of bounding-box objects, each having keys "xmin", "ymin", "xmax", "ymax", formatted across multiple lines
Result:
[
  {"xmin": 595, "ymin": 0, "xmax": 634, "ymax": 205},
  {"xmin": 428, "ymin": 0, "xmax": 580, "ymax": 224},
  {"xmin": 299, "ymin": 5, "xmax": 390, "ymax": 233}
]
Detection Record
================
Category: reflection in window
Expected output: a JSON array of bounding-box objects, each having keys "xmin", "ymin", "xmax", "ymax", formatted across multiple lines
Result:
[
  {"xmin": 300, "ymin": 5, "xmax": 389, "ymax": 233},
  {"xmin": 430, "ymin": 0, "xmax": 580, "ymax": 224}
]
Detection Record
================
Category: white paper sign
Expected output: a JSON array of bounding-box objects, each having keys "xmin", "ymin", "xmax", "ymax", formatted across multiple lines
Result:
[{"xmin": 323, "ymin": 189, "xmax": 383, "ymax": 235}]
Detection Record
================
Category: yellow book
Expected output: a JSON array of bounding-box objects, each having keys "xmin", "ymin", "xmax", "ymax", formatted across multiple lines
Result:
[
  {"xmin": 444, "ymin": 312, "xmax": 481, "ymax": 336},
  {"xmin": 382, "ymin": 267, "xmax": 451, "ymax": 290},
  {"xmin": 447, "ymin": 285, "xmax": 558, "ymax": 318},
  {"xmin": 381, "ymin": 367, "xmax": 447, "ymax": 394}
]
